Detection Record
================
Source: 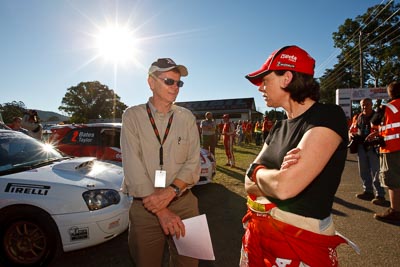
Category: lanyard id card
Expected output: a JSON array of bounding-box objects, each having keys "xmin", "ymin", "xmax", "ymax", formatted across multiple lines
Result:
[
  {"xmin": 146, "ymin": 103, "xmax": 173, "ymax": 189},
  {"xmin": 155, "ymin": 170, "xmax": 167, "ymax": 188}
]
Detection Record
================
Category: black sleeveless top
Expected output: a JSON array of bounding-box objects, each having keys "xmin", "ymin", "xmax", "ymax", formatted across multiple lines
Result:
[{"xmin": 260, "ymin": 102, "xmax": 348, "ymax": 219}]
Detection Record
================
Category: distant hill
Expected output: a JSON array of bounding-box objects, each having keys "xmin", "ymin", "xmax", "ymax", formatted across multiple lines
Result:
[{"xmin": 36, "ymin": 110, "xmax": 70, "ymax": 123}]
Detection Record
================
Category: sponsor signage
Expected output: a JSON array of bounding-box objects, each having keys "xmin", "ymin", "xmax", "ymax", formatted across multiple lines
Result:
[{"xmin": 5, "ymin": 183, "xmax": 50, "ymax": 195}]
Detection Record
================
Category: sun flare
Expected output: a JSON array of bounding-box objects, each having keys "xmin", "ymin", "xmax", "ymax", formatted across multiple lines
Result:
[{"xmin": 94, "ymin": 24, "xmax": 138, "ymax": 65}]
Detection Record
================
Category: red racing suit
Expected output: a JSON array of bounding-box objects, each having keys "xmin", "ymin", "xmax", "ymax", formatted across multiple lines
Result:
[
  {"xmin": 240, "ymin": 196, "xmax": 354, "ymax": 267},
  {"xmin": 223, "ymin": 121, "xmax": 235, "ymax": 166}
]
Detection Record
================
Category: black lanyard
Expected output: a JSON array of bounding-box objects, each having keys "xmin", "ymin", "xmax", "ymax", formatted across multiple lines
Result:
[{"xmin": 146, "ymin": 103, "xmax": 174, "ymax": 169}]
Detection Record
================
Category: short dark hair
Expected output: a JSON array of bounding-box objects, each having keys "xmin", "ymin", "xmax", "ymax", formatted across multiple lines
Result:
[
  {"xmin": 387, "ymin": 81, "xmax": 400, "ymax": 100},
  {"xmin": 274, "ymin": 70, "xmax": 320, "ymax": 103},
  {"xmin": 360, "ymin": 98, "xmax": 372, "ymax": 105}
]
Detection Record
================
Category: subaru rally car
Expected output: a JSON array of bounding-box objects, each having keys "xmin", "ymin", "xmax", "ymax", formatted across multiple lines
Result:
[
  {"xmin": 49, "ymin": 123, "xmax": 216, "ymax": 184},
  {"xmin": 0, "ymin": 129, "xmax": 130, "ymax": 267}
]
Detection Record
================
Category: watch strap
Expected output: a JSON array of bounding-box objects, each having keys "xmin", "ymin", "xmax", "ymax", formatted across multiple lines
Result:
[
  {"xmin": 169, "ymin": 183, "xmax": 181, "ymax": 197},
  {"xmin": 251, "ymin": 165, "xmax": 265, "ymax": 184},
  {"xmin": 247, "ymin": 163, "xmax": 266, "ymax": 184}
]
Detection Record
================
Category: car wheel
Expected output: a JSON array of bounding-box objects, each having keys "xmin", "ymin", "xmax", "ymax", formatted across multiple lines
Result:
[{"xmin": 0, "ymin": 206, "xmax": 61, "ymax": 267}]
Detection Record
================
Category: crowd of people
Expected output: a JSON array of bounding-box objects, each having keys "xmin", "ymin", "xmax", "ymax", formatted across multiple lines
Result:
[
  {"xmin": 198, "ymin": 112, "xmax": 277, "ymax": 168},
  {"xmin": 350, "ymin": 83, "xmax": 400, "ymax": 223}
]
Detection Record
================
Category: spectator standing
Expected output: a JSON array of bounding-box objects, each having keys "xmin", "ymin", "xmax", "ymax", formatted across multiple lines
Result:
[
  {"xmin": 8, "ymin": 117, "xmax": 28, "ymax": 134},
  {"xmin": 261, "ymin": 115, "xmax": 273, "ymax": 141},
  {"xmin": 370, "ymin": 81, "xmax": 400, "ymax": 223},
  {"xmin": 241, "ymin": 45, "xmax": 355, "ymax": 266},
  {"xmin": 254, "ymin": 120, "xmax": 262, "ymax": 145},
  {"xmin": 120, "ymin": 58, "xmax": 200, "ymax": 267},
  {"xmin": 242, "ymin": 120, "xmax": 248, "ymax": 144},
  {"xmin": 217, "ymin": 120, "xmax": 224, "ymax": 142},
  {"xmin": 200, "ymin": 112, "xmax": 217, "ymax": 157},
  {"xmin": 21, "ymin": 110, "xmax": 43, "ymax": 140},
  {"xmin": 244, "ymin": 120, "xmax": 253, "ymax": 144},
  {"xmin": 236, "ymin": 120, "xmax": 244, "ymax": 146},
  {"xmin": 349, "ymin": 98, "xmax": 386, "ymax": 205},
  {"xmin": 222, "ymin": 114, "xmax": 235, "ymax": 167}
]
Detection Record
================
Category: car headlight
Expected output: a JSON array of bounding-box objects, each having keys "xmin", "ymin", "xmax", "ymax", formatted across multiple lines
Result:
[{"xmin": 82, "ymin": 189, "xmax": 121, "ymax": 211}]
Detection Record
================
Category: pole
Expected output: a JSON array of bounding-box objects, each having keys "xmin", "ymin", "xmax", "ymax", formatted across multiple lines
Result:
[{"xmin": 359, "ymin": 31, "xmax": 364, "ymax": 88}]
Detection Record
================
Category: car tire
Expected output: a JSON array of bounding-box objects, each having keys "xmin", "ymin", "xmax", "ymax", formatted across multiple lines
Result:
[{"xmin": 0, "ymin": 205, "xmax": 61, "ymax": 267}]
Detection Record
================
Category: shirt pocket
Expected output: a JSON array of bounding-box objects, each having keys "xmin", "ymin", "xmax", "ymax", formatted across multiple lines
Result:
[{"xmin": 175, "ymin": 137, "xmax": 189, "ymax": 164}]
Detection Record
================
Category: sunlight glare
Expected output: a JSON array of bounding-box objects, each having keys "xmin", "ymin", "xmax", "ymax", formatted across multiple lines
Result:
[
  {"xmin": 95, "ymin": 24, "xmax": 138, "ymax": 65},
  {"xmin": 42, "ymin": 143, "xmax": 55, "ymax": 152}
]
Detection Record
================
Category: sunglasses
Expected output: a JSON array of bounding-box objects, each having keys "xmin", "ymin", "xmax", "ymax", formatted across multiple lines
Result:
[{"xmin": 156, "ymin": 76, "xmax": 184, "ymax": 87}]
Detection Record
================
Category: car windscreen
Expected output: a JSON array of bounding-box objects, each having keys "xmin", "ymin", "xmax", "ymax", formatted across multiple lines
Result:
[{"xmin": 0, "ymin": 130, "xmax": 64, "ymax": 173}]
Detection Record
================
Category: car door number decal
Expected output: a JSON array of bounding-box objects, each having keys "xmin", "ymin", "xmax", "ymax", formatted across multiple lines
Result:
[{"xmin": 71, "ymin": 130, "xmax": 79, "ymax": 143}]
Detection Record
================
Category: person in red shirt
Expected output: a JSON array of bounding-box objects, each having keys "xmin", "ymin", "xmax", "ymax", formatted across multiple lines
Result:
[
  {"xmin": 244, "ymin": 120, "xmax": 253, "ymax": 144},
  {"xmin": 262, "ymin": 115, "xmax": 274, "ymax": 141},
  {"xmin": 222, "ymin": 114, "xmax": 235, "ymax": 167}
]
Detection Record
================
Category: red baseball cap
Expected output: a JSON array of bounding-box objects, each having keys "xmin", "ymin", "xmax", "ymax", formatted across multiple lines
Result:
[{"xmin": 245, "ymin": 45, "xmax": 315, "ymax": 86}]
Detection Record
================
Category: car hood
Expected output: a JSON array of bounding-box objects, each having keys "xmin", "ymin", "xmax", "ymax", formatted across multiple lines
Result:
[{"xmin": 5, "ymin": 157, "xmax": 124, "ymax": 190}]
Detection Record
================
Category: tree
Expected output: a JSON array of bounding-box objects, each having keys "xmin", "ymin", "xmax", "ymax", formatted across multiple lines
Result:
[
  {"xmin": 59, "ymin": 81, "xmax": 127, "ymax": 123},
  {"xmin": 319, "ymin": 1, "xmax": 400, "ymax": 102},
  {"xmin": 0, "ymin": 101, "xmax": 27, "ymax": 124},
  {"xmin": 265, "ymin": 109, "xmax": 286, "ymax": 121}
]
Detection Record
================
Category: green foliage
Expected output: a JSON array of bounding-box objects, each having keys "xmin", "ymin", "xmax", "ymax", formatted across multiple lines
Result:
[
  {"xmin": 0, "ymin": 101, "xmax": 27, "ymax": 124},
  {"xmin": 320, "ymin": 2, "xmax": 400, "ymax": 102},
  {"xmin": 59, "ymin": 81, "xmax": 128, "ymax": 123},
  {"xmin": 264, "ymin": 109, "xmax": 286, "ymax": 121}
]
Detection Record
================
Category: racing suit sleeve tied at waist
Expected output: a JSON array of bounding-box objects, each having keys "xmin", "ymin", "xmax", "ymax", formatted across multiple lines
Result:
[{"xmin": 240, "ymin": 196, "xmax": 360, "ymax": 267}]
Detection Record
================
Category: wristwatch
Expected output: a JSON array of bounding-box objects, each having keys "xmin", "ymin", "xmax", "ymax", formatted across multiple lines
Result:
[
  {"xmin": 246, "ymin": 163, "xmax": 265, "ymax": 183},
  {"xmin": 169, "ymin": 183, "xmax": 181, "ymax": 197}
]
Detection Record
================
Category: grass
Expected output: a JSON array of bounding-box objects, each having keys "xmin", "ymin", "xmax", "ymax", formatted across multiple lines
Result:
[{"xmin": 211, "ymin": 141, "xmax": 262, "ymax": 198}]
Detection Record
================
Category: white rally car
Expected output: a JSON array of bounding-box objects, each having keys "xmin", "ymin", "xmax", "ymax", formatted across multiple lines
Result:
[
  {"xmin": 0, "ymin": 129, "xmax": 130, "ymax": 267},
  {"xmin": 199, "ymin": 148, "xmax": 216, "ymax": 185}
]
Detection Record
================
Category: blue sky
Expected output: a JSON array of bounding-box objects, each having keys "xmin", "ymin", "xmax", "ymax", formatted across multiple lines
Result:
[{"xmin": 0, "ymin": 0, "xmax": 384, "ymax": 115}]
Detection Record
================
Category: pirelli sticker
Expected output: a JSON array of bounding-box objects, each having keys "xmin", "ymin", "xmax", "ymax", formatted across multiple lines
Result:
[{"xmin": 4, "ymin": 183, "xmax": 51, "ymax": 195}]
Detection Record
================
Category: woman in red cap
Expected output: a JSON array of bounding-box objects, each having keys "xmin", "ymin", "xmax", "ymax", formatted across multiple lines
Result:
[{"xmin": 240, "ymin": 45, "xmax": 358, "ymax": 267}]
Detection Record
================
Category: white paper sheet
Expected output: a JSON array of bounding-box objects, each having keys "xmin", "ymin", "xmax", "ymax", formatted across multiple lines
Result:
[{"xmin": 172, "ymin": 214, "xmax": 215, "ymax": 260}]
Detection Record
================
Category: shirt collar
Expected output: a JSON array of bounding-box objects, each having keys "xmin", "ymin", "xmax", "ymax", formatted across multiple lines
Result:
[{"xmin": 147, "ymin": 97, "xmax": 176, "ymax": 115}]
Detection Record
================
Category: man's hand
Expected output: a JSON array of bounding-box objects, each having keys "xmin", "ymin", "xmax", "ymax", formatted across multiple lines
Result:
[
  {"xmin": 365, "ymin": 131, "xmax": 379, "ymax": 142},
  {"xmin": 280, "ymin": 147, "xmax": 301, "ymax": 170},
  {"xmin": 143, "ymin": 187, "xmax": 175, "ymax": 214},
  {"xmin": 156, "ymin": 208, "xmax": 186, "ymax": 239}
]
